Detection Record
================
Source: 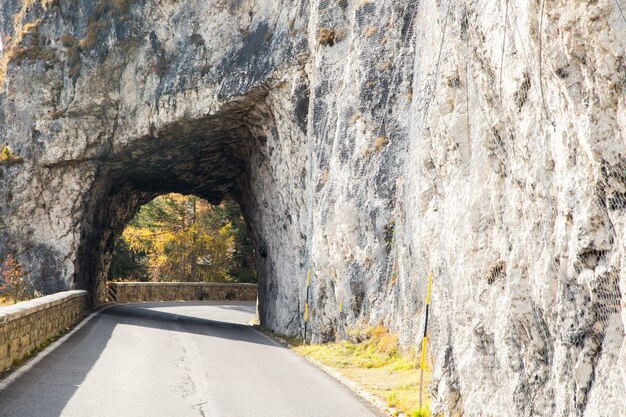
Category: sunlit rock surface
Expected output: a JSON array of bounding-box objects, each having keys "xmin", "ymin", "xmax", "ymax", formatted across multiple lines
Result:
[{"xmin": 0, "ymin": 1, "xmax": 624, "ymax": 415}]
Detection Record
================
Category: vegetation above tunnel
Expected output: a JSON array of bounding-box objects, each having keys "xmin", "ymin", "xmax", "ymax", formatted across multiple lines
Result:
[{"xmin": 109, "ymin": 194, "xmax": 256, "ymax": 283}]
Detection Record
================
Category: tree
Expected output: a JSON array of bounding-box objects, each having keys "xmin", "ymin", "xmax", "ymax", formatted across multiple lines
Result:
[
  {"xmin": 107, "ymin": 238, "xmax": 148, "ymax": 281},
  {"xmin": 0, "ymin": 254, "xmax": 30, "ymax": 303},
  {"xmin": 110, "ymin": 194, "xmax": 257, "ymax": 283}
]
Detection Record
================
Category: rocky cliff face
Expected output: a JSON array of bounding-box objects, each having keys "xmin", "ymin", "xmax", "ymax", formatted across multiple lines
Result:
[{"xmin": 0, "ymin": 0, "xmax": 624, "ymax": 415}]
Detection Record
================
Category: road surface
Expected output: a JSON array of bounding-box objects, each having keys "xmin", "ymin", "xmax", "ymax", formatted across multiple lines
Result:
[{"xmin": 0, "ymin": 302, "xmax": 382, "ymax": 417}]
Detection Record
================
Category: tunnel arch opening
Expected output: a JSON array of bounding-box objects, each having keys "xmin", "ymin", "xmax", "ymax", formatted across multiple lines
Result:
[
  {"xmin": 107, "ymin": 192, "xmax": 257, "ymax": 285},
  {"xmin": 72, "ymin": 98, "xmax": 290, "ymax": 330}
]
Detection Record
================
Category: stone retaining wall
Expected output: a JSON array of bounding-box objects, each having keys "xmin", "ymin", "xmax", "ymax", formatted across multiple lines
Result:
[
  {"xmin": 0, "ymin": 290, "xmax": 88, "ymax": 373},
  {"xmin": 107, "ymin": 282, "xmax": 258, "ymax": 303}
]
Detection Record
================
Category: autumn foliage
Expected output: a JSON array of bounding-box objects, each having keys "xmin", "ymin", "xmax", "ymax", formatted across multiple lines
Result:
[
  {"xmin": 0, "ymin": 254, "xmax": 30, "ymax": 303},
  {"xmin": 109, "ymin": 194, "xmax": 256, "ymax": 283}
]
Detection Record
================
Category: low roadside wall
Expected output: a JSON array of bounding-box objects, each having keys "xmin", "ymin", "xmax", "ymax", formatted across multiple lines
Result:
[
  {"xmin": 0, "ymin": 290, "xmax": 88, "ymax": 373},
  {"xmin": 107, "ymin": 282, "xmax": 258, "ymax": 303}
]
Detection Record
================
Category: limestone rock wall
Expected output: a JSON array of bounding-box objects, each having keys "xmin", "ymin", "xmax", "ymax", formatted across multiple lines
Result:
[{"xmin": 0, "ymin": 0, "xmax": 624, "ymax": 415}]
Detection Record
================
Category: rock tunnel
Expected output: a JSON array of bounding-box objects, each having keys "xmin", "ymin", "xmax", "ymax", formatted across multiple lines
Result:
[
  {"xmin": 1, "ymin": 0, "xmax": 625, "ymax": 414},
  {"xmin": 76, "ymin": 100, "xmax": 267, "ymax": 308},
  {"xmin": 0, "ymin": 0, "xmax": 313, "ymax": 336},
  {"xmin": 71, "ymin": 73, "xmax": 312, "ymax": 333}
]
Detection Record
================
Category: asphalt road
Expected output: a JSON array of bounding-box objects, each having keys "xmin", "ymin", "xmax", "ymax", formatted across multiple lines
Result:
[{"xmin": 0, "ymin": 302, "xmax": 383, "ymax": 417}]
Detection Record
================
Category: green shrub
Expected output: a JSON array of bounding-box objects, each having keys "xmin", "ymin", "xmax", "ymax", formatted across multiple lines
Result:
[{"xmin": 0, "ymin": 146, "xmax": 23, "ymax": 166}]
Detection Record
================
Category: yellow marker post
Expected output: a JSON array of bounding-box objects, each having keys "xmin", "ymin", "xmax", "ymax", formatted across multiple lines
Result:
[
  {"xmin": 303, "ymin": 267, "xmax": 311, "ymax": 345},
  {"xmin": 419, "ymin": 274, "xmax": 433, "ymax": 411},
  {"xmin": 339, "ymin": 301, "xmax": 343, "ymax": 314}
]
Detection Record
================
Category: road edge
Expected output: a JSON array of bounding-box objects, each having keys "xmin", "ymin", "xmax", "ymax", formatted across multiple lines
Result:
[
  {"xmin": 249, "ymin": 326, "xmax": 394, "ymax": 417},
  {"xmin": 0, "ymin": 303, "xmax": 115, "ymax": 392}
]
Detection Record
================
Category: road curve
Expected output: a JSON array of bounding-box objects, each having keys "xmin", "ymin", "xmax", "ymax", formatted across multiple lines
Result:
[{"xmin": 0, "ymin": 302, "xmax": 383, "ymax": 417}]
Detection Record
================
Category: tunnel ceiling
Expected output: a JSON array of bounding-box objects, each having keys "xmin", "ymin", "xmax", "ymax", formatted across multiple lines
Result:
[{"xmin": 107, "ymin": 116, "xmax": 255, "ymax": 203}]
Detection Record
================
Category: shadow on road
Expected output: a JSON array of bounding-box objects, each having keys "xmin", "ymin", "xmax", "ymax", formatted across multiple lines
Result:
[
  {"xmin": 0, "ymin": 302, "xmax": 283, "ymax": 417},
  {"xmin": 0, "ymin": 311, "xmax": 117, "ymax": 417},
  {"xmin": 101, "ymin": 303, "xmax": 281, "ymax": 348}
]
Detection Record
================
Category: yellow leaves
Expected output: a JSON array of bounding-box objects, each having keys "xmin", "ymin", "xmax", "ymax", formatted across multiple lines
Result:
[
  {"xmin": 122, "ymin": 225, "xmax": 154, "ymax": 253},
  {"xmin": 0, "ymin": 146, "xmax": 24, "ymax": 166},
  {"xmin": 1, "ymin": 254, "xmax": 30, "ymax": 302},
  {"xmin": 118, "ymin": 194, "xmax": 241, "ymax": 282},
  {"xmin": 219, "ymin": 222, "xmax": 233, "ymax": 236}
]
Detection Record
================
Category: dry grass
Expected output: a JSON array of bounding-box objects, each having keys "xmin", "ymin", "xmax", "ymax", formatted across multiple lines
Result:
[
  {"xmin": 8, "ymin": 46, "xmax": 56, "ymax": 65},
  {"xmin": 319, "ymin": 169, "xmax": 329, "ymax": 187},
  {"xmin": 293, "ymin": 325, "xmax": 433, "ymax": 417},
  {"xmin": 0, "ymin": 147, "xmax": 24, "ymax": 166},
  {"xmin": 80, "ymin": 19, "xmax": 108, "ymax": 50},
  {"xmin": 60, "ymin": 34, "xmax": 81, "ymax": 79},
  {"xmin": 80, "ymin": 0, "xmax": 136, "ymax": 51},
  {"xmin": 60, "ymin": 34, "xmax": 77, "ymax": 47},
  {"xmin": 0, "ymin": 0, "xmax": 62, "ymax": 89},
  {"xmin": 0, "ymin": 17, "xmax": 45, "ymax": 88},
  {"xmin": 375, "ymin": 135, "xmax": 389, "ymax": 152},
  {"xmin": 0, "ymin": 296, "xmax": 16, "ymax": 307},
  {"xmin": 0, "ymin": 59, "xmax": 7, "ymax": 88},
  {"xmin": 317, "ymin": 28, "xmax": 336, "ymax": 46},
  {"xmin": 366, "ymin": 26, "xmax": 378, "ymax": 37}
]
